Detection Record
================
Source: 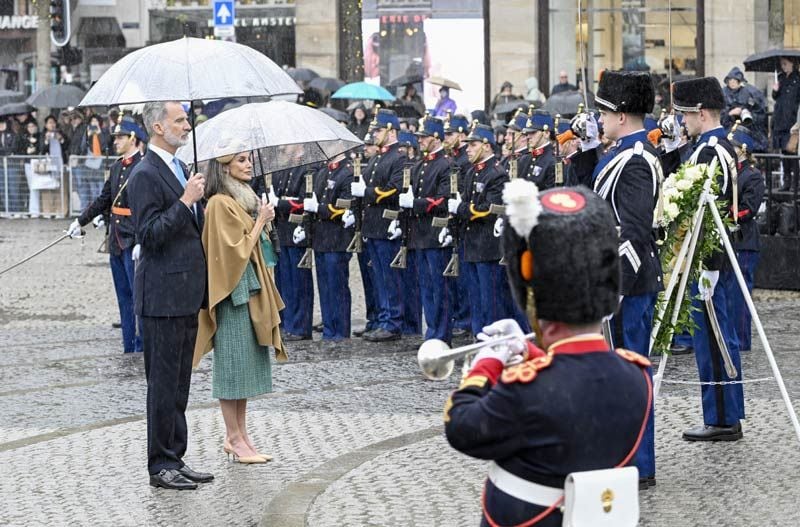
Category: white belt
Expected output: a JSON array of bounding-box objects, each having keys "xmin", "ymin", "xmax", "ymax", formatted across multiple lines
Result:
[{"xmin": 487, "ymin": 462, "xmax": 564, "ymax": 507}]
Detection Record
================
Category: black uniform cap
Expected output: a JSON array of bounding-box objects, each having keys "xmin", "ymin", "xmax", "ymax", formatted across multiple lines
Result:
[
  {"xmin": 672, "ymin": 76, "xmax": 725, "ymax": 112},
  {"xmin": 595, "ymin": 70, "xmax": 654, "ymax": 114}
]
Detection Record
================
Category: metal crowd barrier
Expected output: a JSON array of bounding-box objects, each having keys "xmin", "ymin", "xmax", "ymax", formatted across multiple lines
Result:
[
  {"xmin": 752, "ymin": 153, "xmax": 800, "ymax": 236},
  {"xmin": 0, "ymin": 154, "xmax": 115, "ymax": 219}
]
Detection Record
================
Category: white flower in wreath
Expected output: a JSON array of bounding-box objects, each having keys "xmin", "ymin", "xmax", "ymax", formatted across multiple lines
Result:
[
  {"xmin": 664, "ymin": 201, "xmax": 680, "ymax": 220},
  {"xmin": 684, "ymin": 164, "xmax": 706, "ymax": 182},
  {"xmin": 675, "ymin": 178, "xmax": 693, "ymax": 191},
  {"xmin": 664, "ymin": 186, "xmax": 680, "ymax": 201}
]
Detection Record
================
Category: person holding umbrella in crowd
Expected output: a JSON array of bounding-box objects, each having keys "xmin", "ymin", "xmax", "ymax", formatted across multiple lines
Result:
[
  {"xmin": 771, "ymin": 57, "xmax": 800, "ymax": 191},
  {"xmin": 66, "ymin": 120, "xmax": 147, "ymax": 354},
  {"xmin": 434, "ymin": 87, "xmax": 457, "ymax": 118},
  {"xmin": 194, "ymin": 149, "xmax": 285, "ymax": 464}
]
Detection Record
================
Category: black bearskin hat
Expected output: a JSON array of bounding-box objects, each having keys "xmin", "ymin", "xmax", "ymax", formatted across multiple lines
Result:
[
  {"xmin": 672, "ymin": 76, "xmax": 725, "ymax": 111},
  {"xmin": 595, "ymin": 70, "xmax": 654, "ymax": 115},
  {"xmin": 502, "ymin": 184, "xmax": 619, "ymax": 324}
]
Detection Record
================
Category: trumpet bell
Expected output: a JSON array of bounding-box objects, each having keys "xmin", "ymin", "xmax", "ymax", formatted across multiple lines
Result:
[{"xmin": 417, "ymin": 339, "xmax": 455, "ymax": 381}]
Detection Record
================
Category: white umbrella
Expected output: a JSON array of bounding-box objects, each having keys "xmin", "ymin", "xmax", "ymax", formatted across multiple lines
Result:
[
  {"xmin": 79, "ymin": 36, "xmax": 301, "ymax": 106},
  {"xmin": 175, "ymin": 101, "xmax": 363, "ymax": 175}
]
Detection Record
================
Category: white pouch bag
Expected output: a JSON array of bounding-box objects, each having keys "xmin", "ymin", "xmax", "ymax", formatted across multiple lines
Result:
[{"xmin": 562, "ymin": 466, "xmax": 639, "ymax": 527}]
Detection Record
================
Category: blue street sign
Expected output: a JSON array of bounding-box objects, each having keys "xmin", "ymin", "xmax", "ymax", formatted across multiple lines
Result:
[{"xmin": 213, "ymin": 0, "xmax": 235, "ymax": 27}]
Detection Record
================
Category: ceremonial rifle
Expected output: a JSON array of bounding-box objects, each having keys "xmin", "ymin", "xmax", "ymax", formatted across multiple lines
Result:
[
  {"xmin": 297, "ymin": 170, "xmax": 316, "ymax": 269},
  {"xmin": 343, "ymin": 154, "xmax": 363, "ymax": 253},
  {"xmin": 440, "ymin": 167, "xmax": 461, "ymax": 277},
  {"xmin": 390, "ymin": 164, "xmax": 412, "ymax": 269},
  {"xmin": 553, "ymin": 113, "xmax": 565, "ymax": 186}
]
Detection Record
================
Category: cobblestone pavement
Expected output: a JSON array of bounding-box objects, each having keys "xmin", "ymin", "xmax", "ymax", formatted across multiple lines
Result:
[{"xmin": 1, "ymin": 220, "xmax": 800, "ymax": 526}]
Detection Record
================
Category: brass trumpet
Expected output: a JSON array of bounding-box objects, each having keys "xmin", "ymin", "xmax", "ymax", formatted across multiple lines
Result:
[{"xmin": 417, "ymin": 332, "xmax": 536, "ymax": 380}]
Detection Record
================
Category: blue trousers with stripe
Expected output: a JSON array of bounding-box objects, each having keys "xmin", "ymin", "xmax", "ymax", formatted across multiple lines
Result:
[
  {"xmin": 417, "ymin": 248, "xmax": 452, "ymax": 342},
  {"xmin": 690, "ymin": 276, "xmax": 745, "ymax": 426},
  {"xmin": 723, "ymin": 250, "xmax": 760, "ymax": 352},
  {"xmin": 463, "ymin": 261, "xmax": 526, "ymax": 337},
  {"xmin": 611, "ymin": 293, "xmax": 657, "ymax": 478},
  {"xmin": 275, "ymin": 246, "xmax": 314, "ymax": 337},
  {"xmin": 357, "ymin": 250, "xmax": 380, "ymax": 332},
  {"xmin": 402, "ymin": 249, "xmax": 422, "ymax": 335},
  {"xmin": 110, "ymin": 246, "xmax": 142, "ymax": 353},
  {"xmin": 314, "ymin": 251, "xmax": 352, "ymax": 340},
  {"xmin": 449, "ymin": 242, "xmax": 472, "ymax": 332},
  {"xmin": 366, "ymin": 238, "xmax": 404, "ymax": 334}
]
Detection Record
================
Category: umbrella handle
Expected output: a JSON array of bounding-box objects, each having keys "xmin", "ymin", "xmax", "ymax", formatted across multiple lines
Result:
[{"xmin": 190, "ymin": 100, "xmax": 198, "ymax": 172}]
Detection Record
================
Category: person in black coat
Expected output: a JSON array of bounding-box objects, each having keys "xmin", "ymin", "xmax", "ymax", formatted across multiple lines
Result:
[
  {"xmin": 502, "ymin": 109, "xmax": 533, "ymax": 179},
  {"xmin": 771, "ymin": 57, "xmax": 800, "ymax": 190},
  {"xmin": 721, "ymin": 67, "xmax": 768, "ymax": 150},
  {"xmin": 0, "ymin": 118, "xmax": 17, "ymax": 213},
  {"xmin": 724, "ymin": 125, "xmax": 765, "ymax": 353},
  {"xmin": 522, "ymin": 110, "xmax": 557, "ymax": 189},
  {"xmin": 445, "ymin": 184, "xmax": 651, "ymax": 527},
  {"xmin": 127, "ymin": 101, "xmax": 212, "ymax": 491},
  {"xmin": 305, "ymin": 154, "xmax": 354, "ymax": 340},
  {"xmin": 347, "ymin": 104, "xmax": 370, "ymax": 143}
]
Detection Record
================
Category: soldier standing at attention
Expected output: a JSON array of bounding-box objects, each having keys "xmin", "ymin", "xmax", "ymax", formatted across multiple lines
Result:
[{"xmin": 66, "ymin": 120, "xmax": 147, "ymax": 353}]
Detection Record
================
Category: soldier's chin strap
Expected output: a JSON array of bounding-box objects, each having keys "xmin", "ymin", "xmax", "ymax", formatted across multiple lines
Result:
[{"xmin": 375, "ymin": 127, "xmax": 390, "ymax": 148}]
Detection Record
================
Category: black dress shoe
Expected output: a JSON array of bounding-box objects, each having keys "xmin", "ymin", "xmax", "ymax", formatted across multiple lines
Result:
[
  {"xmin": 149, "ymin": 469, "xmax": 197, "ymax": 490},
  {"xmin": 452, "ymin": 327, "xmax": 470, "ymax": 338},
  {"xmin": 669, "ymin": 344, "xmax": 694, "ymax": 355},
  {"xmin": 638, "ymin": 476, "xmax": 656, "ymax": 490},
  {"xmin": 352, "ymin": 326, "xmax": 369, "ymax": 337},
  {"xmin": 178, "ymin": 465, "xmax": 214, "ymax": 483},
  {"xmin": 682, "ymin": 422, "xmax": 743, "ymax": 442},
  {"xmin": 283, "ymin": 333, "xmax": 311, "ymax": 342},
  {"xmin": 313, "ymin": 323, "xmax": 323, "ymax": 333},
  {"xmin": 363, "ymin": 328, "xmax": 401, "ymax": 342}
]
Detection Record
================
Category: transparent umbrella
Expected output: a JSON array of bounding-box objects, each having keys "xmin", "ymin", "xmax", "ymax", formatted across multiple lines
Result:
[{"xmin": 174, "ymin": 100, "xmax": 363, "ymax": 175}]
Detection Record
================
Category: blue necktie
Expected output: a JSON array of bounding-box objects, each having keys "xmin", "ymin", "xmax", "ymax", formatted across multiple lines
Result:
[{"xmin": 172, "ymin": 157, "xmax": 187, "ymax": 188}]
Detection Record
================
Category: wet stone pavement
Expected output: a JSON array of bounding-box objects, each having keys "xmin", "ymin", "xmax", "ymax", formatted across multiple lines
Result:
[{"xmin": 1, "ymin": 219, "xmax": 800, "ymax": 526}]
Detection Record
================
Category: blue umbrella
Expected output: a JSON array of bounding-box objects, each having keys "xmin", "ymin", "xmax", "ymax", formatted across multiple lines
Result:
[{"xmin": 331, "ymin": 82, "xmax": 395, "ymax": 101}]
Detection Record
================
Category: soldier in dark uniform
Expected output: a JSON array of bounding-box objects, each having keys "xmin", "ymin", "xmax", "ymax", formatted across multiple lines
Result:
[
  {"xmin": 723, "ymin": 124, "xmax": 764, "ymax": 353},
  {"xmin": 445, "ymin": 184, "xmax": 651, "ymax": 527},
  {"xmin": 570, "ymin": 71, "xmax": 664, "ymax": 486},
  {"xmin": 351, "ymin": 109, "xmax": 406, "ymax": 342},
  {"xmin": 443, "ymin": 114, "xmax": 473, "ymax": 338},
  {"xmin": 502, "ymin": 109, "xmax": 532, "ymax": 179},
  {"xmin": 303, "ymin": 153, "xmax": 354, "ymax": 340},
  {"xmin": 268, "ymin": 149, "xmax": 317, "ymax": 341},
  {"xmin": 397, "ymin": 130, "xmax": 422, "ymax": 336},
  {"xmin": 66, "ymin": 120, "xmax": 147, "ymax": 353},
  {"xmin": 661, "ymin": 77, "xmax": 744, "ymax": 441},
  {"xmin": 352, "ymin": 131, "xmax": 380, "ymax": 338},
  {"xmin": 399, "ymin": 115, "xmax": 452, "ymax": 342},
  {"xmin": 448, "ymin": 123, "xmax": 528, "ymax": 338},
  {"xmin": 521, "ymin": 110, "xmax": 557, "ymax": 189}
]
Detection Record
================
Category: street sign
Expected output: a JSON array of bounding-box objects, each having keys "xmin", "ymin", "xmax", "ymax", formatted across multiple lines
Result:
[{"xmin": 213, "ymin": 0, "xmax": 235, "ymax": 27}]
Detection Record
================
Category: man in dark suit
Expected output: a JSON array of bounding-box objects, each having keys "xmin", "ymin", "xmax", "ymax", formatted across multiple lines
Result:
[{"xmin": 128, "ymin": 101, "xmax": 213, "ymax": 491}]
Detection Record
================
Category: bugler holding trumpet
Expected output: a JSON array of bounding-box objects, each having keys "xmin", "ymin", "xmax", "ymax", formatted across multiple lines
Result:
[{"xmin": 435, "ymin": 182, "xmax": 652, "ymax": 526}]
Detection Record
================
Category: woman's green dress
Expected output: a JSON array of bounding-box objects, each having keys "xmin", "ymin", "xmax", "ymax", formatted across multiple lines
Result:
[{"xmin": 212, "ymin": 233, "xmax": 278, "ymax": 400}]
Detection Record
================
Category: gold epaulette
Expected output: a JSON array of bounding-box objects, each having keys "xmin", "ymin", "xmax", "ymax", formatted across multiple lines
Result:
[
  {"xmin": 615, "ymin": 348, "xmax": 652, "ymax": 368},
  {"xmin": 469, "ymin": 203, "xmax": 491, "ymax": 221},
  {"xmin": 501, "ymin": 354, "xmax": 553, "ymax": 384},
  {"xmin": 327, "ymin": 203, "xmax": 345, "ymax": 219},
  {"xmin": 375, "ymin": 187, "xmax": 397, "ymax": 203}
]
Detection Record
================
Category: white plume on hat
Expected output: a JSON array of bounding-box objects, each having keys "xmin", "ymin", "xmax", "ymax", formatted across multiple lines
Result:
[{"xmin": 502, "ymin": 179, "xmax": 542, "ymax": 238}]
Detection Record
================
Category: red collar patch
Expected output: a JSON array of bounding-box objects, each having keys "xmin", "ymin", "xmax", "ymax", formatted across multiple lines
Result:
[
  {"xmin": 122, "ymin": 155, "xmax": 136, "ymax": 167},
  {"xmin": 328, "ymin": 161, "xmax": 340, "ymax": 171},
  {"xmin": 381, "ymin": 145, "xmax": 391, "ymax": 154},
  {"xmin": 425, "ymin": 151, "xmax": 437, "ymax": 162},
  {"xmin": 531, "ymin": 146, "xmax": 546, "ymax": 157},
  {"xmin": 547, "ymin": 335, "xmax": 609, "ymax": 355},
  {"xmin": 475, "ymin": 162, "xmax": 486, "ymax": 171}
]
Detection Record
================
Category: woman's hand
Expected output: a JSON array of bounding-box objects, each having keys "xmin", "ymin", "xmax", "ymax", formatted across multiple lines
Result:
[{"xmin": 257, "ymin": 196, "xmax": 275, "ymax": 224}]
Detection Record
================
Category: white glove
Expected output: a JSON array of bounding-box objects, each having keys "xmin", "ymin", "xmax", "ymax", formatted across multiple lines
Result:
[
  {"xmin": 92, "ymin": 215, "xmax": 105, "ymax": 229},
  {"xmin": 580, "ymin": 114, "xmax": 601, "ymax": 151},
  {"xmin": 493, "ymin": 216, "xmax": 504, "ymax": 237},
  {"xmin": 398, "ymin": 188, "xmax": 414, "ymax": 209},
  {"xmin": 66, "ymin": 219, "xmax": 82, "ymax": 238},
  {"xmin": 387, "ymin": 219, "xmax": 402, "ymax": 240},
  {"xmin": 292, "ymin": 225, "xmax": 306, "ymax": 244},
  {"xmin": 342, "ymin": 209, "xmax": 355, "ymax": 228},
  {"xmin": 470, "ymin": 319, "xmax": 527, "ymax": 368},
  {"xmin": 267, "ymin": 186, "xmax": 279, "ymax": 208},
  {"xmin": 351, "ymin": 179, "xmax": 366, "ymax": 198},
  {"xmin": 448, "ymin": 194, "xmax": 462, "ymax": 215},
  {"xmin": 303, "ymin": 194, "xmax": 319, "ymax": 213},
  {"xmin": 698, "ymin": 270, "xmax": 720, "ymax": 301},
  {"xmin": 662, "ymin": 115, "xmax": 682, "ymax": 153},
  {"xmin": 132, "ymin": 244, "xmax": 141, "ymax": 262},
  {"xmin": 438, "ymin": 227, "xmax": 453, "ymax": 247}
]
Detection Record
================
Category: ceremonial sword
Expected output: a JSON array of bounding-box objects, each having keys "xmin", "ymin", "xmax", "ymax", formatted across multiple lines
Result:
[{"xmin": 0, "ymin": 231, "xmax": 82, "ymax": 277}]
